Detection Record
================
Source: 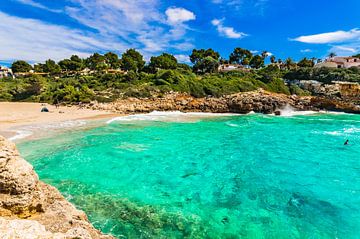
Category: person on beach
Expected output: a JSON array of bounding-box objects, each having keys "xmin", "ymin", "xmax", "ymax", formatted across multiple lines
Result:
[{"xmin": 344, "ymin": 139, "xmax": 349, "ymax": 145}]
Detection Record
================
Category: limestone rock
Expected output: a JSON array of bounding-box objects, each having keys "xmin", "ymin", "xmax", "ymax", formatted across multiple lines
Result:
[
  {"xmin": 0, "ymin": 136, "xmax": 114, "ymax": 239},
  {"xmin": 90, "ymin": 90, "xmax": 320, "ymax": 115}
]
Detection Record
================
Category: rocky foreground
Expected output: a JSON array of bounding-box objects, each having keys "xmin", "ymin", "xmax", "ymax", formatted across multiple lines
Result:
[
  {"xmin": 0, "ymin": 136, "xmax": 114, "ymax": 239},
  {"xmin": 89, "ymin": 89, "xmax": 360, "ymax": 115}
]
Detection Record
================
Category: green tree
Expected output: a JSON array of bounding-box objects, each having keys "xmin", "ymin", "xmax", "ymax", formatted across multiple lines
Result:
[
  {"xmin": 190, "ymin": 48, "xmax": 220, "ymax": 74},
  {"xmin": 34, "ymin": 64, "xmax": 44, "ymax": 73},
  {"xmin": 120, "ymin": 49, "xmax": 145, "ymax": 72},
  {"xmin": 58, "ymin": 56, "xmax": 84, "ymax": 72},
  {"xmin": 86, "ymin": 53, "xmax": 106, "ymax": 71},
  {"xmin": 229, "ymin": 48, "xmax": 253, "ymax": 66},
  {"xmin": 285, "ymin": 57, "xmax": 297, "ymax": 70},
  {"xmin": 297, "ymin": 57, "xmax": 315, "ymax": 68},
  {"xmin": 249, "ymin": 55, "xmax": 265, "ymax": 69},
  {"xmin": 104, "ymin": 52, "xmax": 120, "ymax": 69},
  {"xmin": 177, "ymin": 63, "xmax": 192, "ymax": 72},
  {"xmin": 43, "ymin": 59, "xmax": 61, "ymax": 74},
  {"xmin": 11, "ymin": 60, "xmax": 32, "ymax": 73},
  {"xmin": 270, "ymin": 55, "xmax": 276, "ymax": 64},
  {"xmin": 149, "ymin": 53, "xmax": 177, "ymax": 72}
]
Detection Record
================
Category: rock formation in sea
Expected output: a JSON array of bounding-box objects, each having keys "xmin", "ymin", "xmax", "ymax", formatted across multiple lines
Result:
[
  {"xmin": 89, "ymin": 89, "xmax": 360, "ymax": 115},
  {"xmin": 0, "ymin": 136, "xmax": 114, "ymax": 238}
]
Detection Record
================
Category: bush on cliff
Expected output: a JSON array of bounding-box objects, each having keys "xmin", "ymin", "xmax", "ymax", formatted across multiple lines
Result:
[
  {"xmin": 284, "ymin": 67, "xmax": 360, "ymax": 84},
  {"xmin": 0, "ymin": 68, "xmax": 299, "ymax": 103}
]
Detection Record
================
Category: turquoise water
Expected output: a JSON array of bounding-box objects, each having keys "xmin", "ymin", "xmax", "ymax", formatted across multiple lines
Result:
[{"xmin": 18, "ymin": 112, "xmax": 360, "ymax": 238}]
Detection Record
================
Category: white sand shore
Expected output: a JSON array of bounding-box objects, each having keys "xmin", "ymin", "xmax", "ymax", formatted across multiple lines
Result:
[{"xmin": 0, "ymin": 102, "xmax": 116, "ymax": 139}]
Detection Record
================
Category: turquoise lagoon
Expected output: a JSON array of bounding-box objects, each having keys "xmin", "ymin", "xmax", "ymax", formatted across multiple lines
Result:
[{"xmin": 18, "ymin": 111, "xmax": 360, "ymax": 238}]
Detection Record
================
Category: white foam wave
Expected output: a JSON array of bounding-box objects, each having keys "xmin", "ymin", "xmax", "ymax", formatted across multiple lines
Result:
[
  {"xmin": 107, "ymin": 111, "xmax": 238, "ymax": 124},
  {"xmin": 226, "ymin": 122, "xmax": 239, "ymax": 127},
  {"xmin": 8, "ymin": 130, "xmax": 33, "ymax": 141},
  {"xmin": 277, "ymin": 105, "xmax": 318, "ymax": 117},
  {"xmin": 323, "ymin": 131, "xmax": 343, "ymax": 136},
  {"xmin": 344, "ymin": 127, "xmax": 360, "ymax": 134},
  {"xmin": 317, "ymin": 127, "xmax": 360, "ymax": 137},
  {"xmin": 8, "ymin": 120, "xmax": 87, "ymax": 141}
]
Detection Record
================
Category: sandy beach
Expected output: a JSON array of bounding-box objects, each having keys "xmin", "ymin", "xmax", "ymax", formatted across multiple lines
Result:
[{"xmin": 0, "ymin": 102, "xmax": 116, "ymax": 139}]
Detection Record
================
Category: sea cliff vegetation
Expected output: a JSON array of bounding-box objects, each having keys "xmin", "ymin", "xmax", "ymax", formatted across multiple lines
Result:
[{"xmin": 1, "ymin": 48, "xmax": 359, "ymax": 104}]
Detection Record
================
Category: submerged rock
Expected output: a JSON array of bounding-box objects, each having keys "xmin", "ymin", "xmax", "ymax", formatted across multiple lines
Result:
[{"xmin": 0, "ymin": 136, "xmax": 114, "ymax": 238}]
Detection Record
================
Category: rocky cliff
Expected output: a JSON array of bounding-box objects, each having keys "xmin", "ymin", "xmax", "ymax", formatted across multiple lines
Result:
[
  {"xmin": 89, "ymin": 89, "xmax": 360, "ymax": 115},
  {"xmin": 295, "ymin": 80, "xmax": 360, "ymax": 104},
  {"xmin": 0, "ymin": 136, "xmax": 114, "ymax": 239}
]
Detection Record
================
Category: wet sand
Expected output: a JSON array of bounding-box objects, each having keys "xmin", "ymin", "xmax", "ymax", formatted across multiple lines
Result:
[{"xmin": 0, "ymin": 102, "xmax": 118, "ymax": 139}]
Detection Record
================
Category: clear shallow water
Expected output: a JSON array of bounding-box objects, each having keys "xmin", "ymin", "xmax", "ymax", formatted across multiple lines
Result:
[{"xmin": 18, "ymin": 112, "xmax": 360, "ymax": 239}]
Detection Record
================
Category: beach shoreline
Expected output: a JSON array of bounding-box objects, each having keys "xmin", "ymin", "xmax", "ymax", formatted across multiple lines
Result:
[{"xmin": 0, "ymin": 102, "xmax": 120, "ymax": 141}]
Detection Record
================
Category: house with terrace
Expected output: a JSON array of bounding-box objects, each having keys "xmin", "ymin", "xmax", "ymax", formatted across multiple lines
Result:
[{"xmin": 315, "ymin": 56, "xmax": 360, "ymax": 69}]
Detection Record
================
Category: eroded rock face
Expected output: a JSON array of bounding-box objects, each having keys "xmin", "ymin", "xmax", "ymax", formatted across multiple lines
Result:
[
  {"xmin": 89, "ymin": 90, "xmax": 319, "ymax": 115},
  {"xmin": 0, "ymin": 136, "xmax": 114, "ymax": 239},
  {"xmin": 90, "ymin": 89, "xmax": 360, "ymax": 115}
]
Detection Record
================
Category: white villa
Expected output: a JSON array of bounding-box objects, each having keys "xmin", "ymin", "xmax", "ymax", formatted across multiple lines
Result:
[
  {"xmin": 315, "ymin": 56, "xmax": 360, "ymax": 69},
  {"xmin": 0, "ymin": 66, "xmax": 14, "ymax": 79},
  {"xmin": 218, "ymin": 64, "xmax": 248, "ymax": 72}
]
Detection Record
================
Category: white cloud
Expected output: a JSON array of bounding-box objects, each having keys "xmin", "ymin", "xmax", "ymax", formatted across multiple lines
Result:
[
  {"xmin": 293, "ymin": 29, "xmax": 360, "ymax": 44},
  {"xmin": 333, "ymin": 46, "xmax": 357, "ymax": 53},
  {"xmin": 175, "ymin": 54, "xmax": 191, "ymax": 63},
  {"xmin": 166, "ymin": 7, "xmax": 196, "ymax": 25},
  {"xmin": 15, "ymin": 0, "xmax": 62, "ymax": 13},
  {"xmin": 300, "ymin": 49, "xmax": 312, "ymax": 53},
  {"xmin": 212, "ymin": 0, "xmax": 269, "ymax": 15},
  {"xmin": 0, "ymin": 11, "xmax": 126, "ymax": 62},
  {"xmin": 329, "ymin": 45, "xmax": 358, "ymax": 56},
  {"xmin": 1, "ymin": 1, "xmax": 197, "ymax": 62},
  {"xmin": 66, "ymin": 1, "xmax": 195, "ymax": 57},
  {"xmin": 211, "ymin": 19, "xmax": 247, "ymax": 39}
]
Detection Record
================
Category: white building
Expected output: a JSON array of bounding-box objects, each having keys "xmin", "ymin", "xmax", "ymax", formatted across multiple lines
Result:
[
  {"xmin": 315, "ymin": 56, "xmax": 360, "ymax": 69},
  {"xmin": 0, "ymin": 66, "xmax": 14, "ymax": 79},
  {"xmin": 218, "ymin": 64, "xmax": 248, "ymax": 72}
]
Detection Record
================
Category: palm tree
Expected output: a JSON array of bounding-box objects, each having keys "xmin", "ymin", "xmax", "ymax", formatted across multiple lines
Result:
[
  {"xmin": 261, "ymin": 51, "xmax": 269, "ymax": 59},
  {"xmin": 328, "ymin": 52, "xmax": 336, "ymax": 58}
]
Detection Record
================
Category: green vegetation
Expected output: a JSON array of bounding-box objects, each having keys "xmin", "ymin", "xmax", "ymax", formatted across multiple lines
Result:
[
  {"xmin": 284, "ymin": 67, "xmax": 360, "ymax": 84},
  {"xmin": 1, "ymin": 47, "xmax": 358, "ymax": 104},
  {"xmin": 11, "ymin": 60, "xmax": 32, "ymax": 73}
]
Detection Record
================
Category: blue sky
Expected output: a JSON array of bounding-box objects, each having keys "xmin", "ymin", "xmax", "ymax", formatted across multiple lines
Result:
[{"xmin": 1, "ymin": 0, "xmax": 360, "ymax": 65}]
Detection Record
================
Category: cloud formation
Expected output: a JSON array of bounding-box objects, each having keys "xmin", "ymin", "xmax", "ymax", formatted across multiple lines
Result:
[
  {"xmin": 300, "ymin": 49, "xmax": 312, "ymax": 53},
  {"xmin": 293, "ymin": 29, "xmax": 360, "ymax": 56},
  {"xmin": 2, "ymin": 0, "xmax": 197, "ymax": 62},
  {"xmin": 174, "ymin": 54, "xmax": 191, "ymax": 63},
  {"xmin": 15, "ymin": 0, "xmax": 62, "ymax": 13},
  {"xmin": 212, "ymin": 0, "xmax": 269, "ymax": 15},
  {"xmin": 293, "ymin": 29, "xmax": 360, "ymax": 44},
  {"xmin": 211, "ymin": 19, "xmax": 247, "ymax": 39},
  {"xmin": 66, "ymin": 0, "xmax": 195, "ymax": 55},
  {"xmin": 0, "ymin": 11, "xmax": 126, "ymax": 62},
  {"xmin": 166, "ymin": 7, "xmax": 196, "ymax": 25}
]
